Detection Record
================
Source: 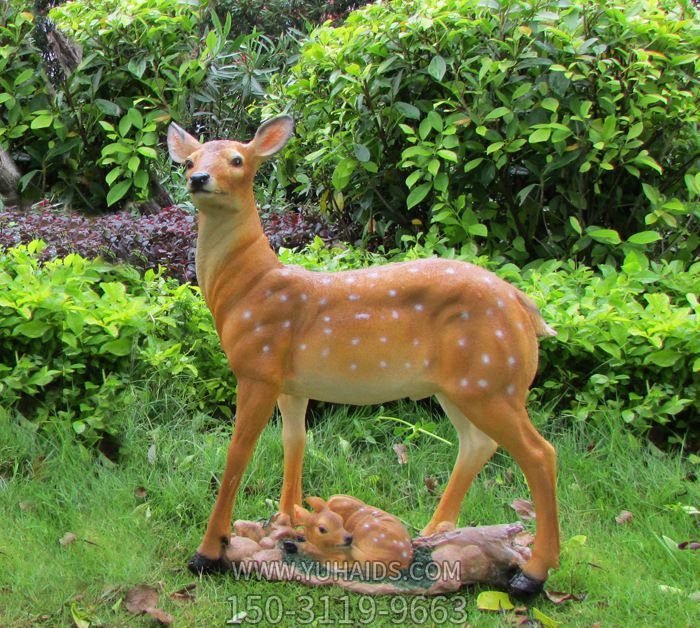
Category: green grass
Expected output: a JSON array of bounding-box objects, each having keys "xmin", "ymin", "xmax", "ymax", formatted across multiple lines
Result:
[{"xmin": 1, "ymin": 383, "xmax": 698, "ymax": 627}]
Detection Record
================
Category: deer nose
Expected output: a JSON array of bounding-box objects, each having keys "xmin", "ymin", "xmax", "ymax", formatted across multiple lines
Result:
[
  {"xmin": 189, "ymin": 172, "xmax": 210, "ymax": 188},
  {"xmin": 343, "ymin": 534, "xmax": 353, "ymax": 546}
]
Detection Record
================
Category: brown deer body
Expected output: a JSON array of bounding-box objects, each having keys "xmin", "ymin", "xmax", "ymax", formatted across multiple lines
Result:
[
  {"xmin": 294, "ymin": 495, "xmax": 414, "ymax": 573},
  {"xmin": 167, "ymin": 116, "xmax": 559, "ymax": 596}
]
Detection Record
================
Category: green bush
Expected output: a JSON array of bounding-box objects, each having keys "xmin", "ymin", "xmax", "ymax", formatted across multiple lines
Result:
[
  {"xmin": 279, "ymin": 237, "xmax": 699, "ymax": 440},
  {"xmin": 0, "ymin": 242, "xmax": 233, "ymax": 445},
  {"xmin": 264, "ymin": 0, "xmax": 700, "ymax": 263}
]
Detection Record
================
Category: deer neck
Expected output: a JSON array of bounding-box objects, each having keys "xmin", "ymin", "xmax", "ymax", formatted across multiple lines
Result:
[{"xmin": 195, "ymin": 197, "xmax": 280, "ymax": 311}]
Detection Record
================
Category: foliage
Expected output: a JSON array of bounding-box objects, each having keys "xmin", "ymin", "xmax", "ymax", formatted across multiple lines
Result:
[
  {"xmin": 0, "ymin": 0, "xmax": 297, "ymax": 210},
  {"xmin": 0, "ymin": 203, "xmax": 336, "ymax": 282},
  {"xmin": 0, "ymin": 242, "xmax": 233, "ymax": 444},
  {"xmin": 264, "ymin": 0, "xmax": 700, "ymax": 263},
  {"xmin": 279, "ymin": 236, "xmax": 700, "ymax": 440}
]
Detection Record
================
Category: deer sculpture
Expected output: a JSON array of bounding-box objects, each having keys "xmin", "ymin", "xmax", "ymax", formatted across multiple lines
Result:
[
  {"xmin": 293, "ymin": 495, "xmax": 414, "ymax": 574},
  {"xmin": 167, "ymin": 115, "xmax": 559, "ymax": 596}
]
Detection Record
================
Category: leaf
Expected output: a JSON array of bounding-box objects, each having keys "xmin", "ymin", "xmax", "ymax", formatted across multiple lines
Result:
[
  {"xmin": 569, "ymin": 216, "xmax": 582, "ymax": 235},
  {"xmin": 134, "ymin": 486, "xmax": 147, "ymax": 499},
  {"xmin": 476, "ymin": 590, "xmax": 514, "ymax": 611},
  {"xmin": 424, "ymin": 476, "xmax": 438, "ymax": 494},
  {"xmin": 627, "ymin": 231, "xmax": 661, "ymax": 245},
  {"xmin": 148, "ymin": 444, "xmax": 157, "ymax": 465},
  {"xmin": 532, "ymin": 607, "xmax": 559, "ymax": 627},
  {"xmin": 529, "ymin": 128, "xmax": 551, "ymax": 143},
  {"xmin": 170, "ymin": 582, "xmax": 197, "ymax": 603},
  {"xmin": 427, "ymin": 55, "xmax": 447, "ymax": 81},
  {"xmin": 125, "ymin": 584, "xmax": 159, "ymax": 614},
  {"xmin": 406, "ymin": 182, "xmax": 431, "ymax": 209},
  {"xmin": 545, "ymin": 590, "xmax": 587, "ymax": 604},
  {"xmin": 587, "ymin": 228, "xmax": 621, "ymax": 245},
  {"xmin": 353, "ymin": 144, "xmax": 370, "ymax": 162},
  {"xmin": 646, "ymin": 350, "xmax": 681, "ymax": 367},
  {"xmin": 615, "ymin": 510, "xmax": 633, "ymax": 525},
  {"xmin": 393, "ymin": 443, "xmax": 408, "ymax": 465},
  {"xmin": 395, "ymin": 101, "xmax": 421, "ymax": 119},
  {"xmin": 59, "ymin": 532, "xmax": 77, "ymax": 546},
  {"xmin": 485, "ymin": 106, "xmax": 511, "ymax": 121},
  {"xmin": 541, "ymin": 97, "xmax": 559, "ymax": 112},
  {"xmin": 511, "ymin": 498, "xmax": 536, "ymax": 521},
  {"xmin": 15, "ymin": 320, "xmax": 49, "ymax": 338},
  {"xmin": 30, "ymin": 114, "xmax": 53, "ymax": 129},
  {"xmin": 106, "ymin": 180, "xmax": 132, "ymax": 207}
]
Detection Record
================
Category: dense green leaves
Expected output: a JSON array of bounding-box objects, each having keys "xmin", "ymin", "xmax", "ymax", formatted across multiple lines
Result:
[{"xmin": 264, "ymin": 0, "xmax": 700, "ymax": 263}]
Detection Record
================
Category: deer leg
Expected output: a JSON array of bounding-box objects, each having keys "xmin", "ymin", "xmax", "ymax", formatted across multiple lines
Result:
[
  {"xmin": 445, "ymin": 393, "xmax": 559, "ymax": 595},
  {"xmin": 188, "ymin": 378, "xmax": 279, "ymax": 574},
  {"xmin": 420, "ymin": 393, "xmax": 498, "ymax": 536},
  {"xmin": 277, "ymin": 394, "xmax": 308, "ymax": 522}
]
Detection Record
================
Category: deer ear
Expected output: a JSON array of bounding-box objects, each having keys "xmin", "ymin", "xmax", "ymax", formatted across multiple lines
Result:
[
  {"xmin": 294, "ymin": 505, "xmax": 311, "ymax": 524},
  {"xmin": 167, "ymin": 123, "xmax": 201, "ymax": 163},
  {"xmin": 250, "ymin": 115, "xmax": 294, "ymax": 159},
  {"xmin": 306, "ymin": 496, "xmax": 327, "ymax": 513}
]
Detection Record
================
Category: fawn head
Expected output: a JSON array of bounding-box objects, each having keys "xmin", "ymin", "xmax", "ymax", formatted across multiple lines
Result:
[
  {"xmin": 294, "ymin": 496, "xmax": 353, "ymax": 551},
  {"xmin": 166, "ymin": 115, "xmax": 294, "ymax": 212}
]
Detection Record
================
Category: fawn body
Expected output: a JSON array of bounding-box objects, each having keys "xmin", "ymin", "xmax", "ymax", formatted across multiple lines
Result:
[
  {"xmin": 295, "ymin": 495, "xmax": 414, "ymax": 571},
  {"xmin": 167, "ymin": 115, "xmax": 559, "ymax": 596}
]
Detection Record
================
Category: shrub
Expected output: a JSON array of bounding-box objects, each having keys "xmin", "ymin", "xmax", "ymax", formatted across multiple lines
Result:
[
  {"xmin": 0, "ymin": 242, "xmax": 233, "ymax": 445},
  {"xmin": 264, "ymin": 0, "xmax": 700, "ymax": 263}
]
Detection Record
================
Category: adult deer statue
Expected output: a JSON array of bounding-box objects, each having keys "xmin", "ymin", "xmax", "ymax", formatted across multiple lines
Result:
[{"xmin": 167, "ymin": 115, "xmax": 559, "ymax": 596}]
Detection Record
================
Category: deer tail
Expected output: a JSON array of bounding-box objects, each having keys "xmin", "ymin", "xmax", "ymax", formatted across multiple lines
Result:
[{"xmin": 515, "ymin": 291, "xmax": 557, "ymax": 337}]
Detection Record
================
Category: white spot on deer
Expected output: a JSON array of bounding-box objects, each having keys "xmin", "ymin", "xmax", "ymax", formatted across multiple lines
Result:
[
  {"xmin": 412, "ymin": 338, "xmax": 420, "ymax": 347},
  {"xmin": 321, "ymin": 348, "xmax": 330, "ymax": 358},
  {"xmin": 350, "ymin": 363, "xmax": 357, "ymax": 371},
  {"xmin": 373, "ymin": 537, "xmax": 379, "ymax": 543},
  {"xmin": 516, "ymin": 321, "xmax": 524, "ymax": 330},
  {"xmin": 281, "ymin": 269, "xmax": 291, "ymax": 277},
  {"xmin": 508, "ymin": 356, "xmax": 516, "ymax": 366},
  {"xmin": 255, "ymin": 324, "xmax": 263, "ymax": 333},
  {"xmin": 424, "ymin": 359, "xmax": 431, "ymax": 366},
  {"xmin": 409, "ymin": 267, "xmax": 418, "ymax": 273},
  {"xmin": 351, "ymin": 338, "xmax": 360, "ymax": 346},
  {"xmin": 380, "ymin": 336, "xmax": 387, "ymax": 343},
  {"xmin": 388, "ymin": 289, "xmax": 397, "ymax": 297},
  {"xmin": 404, "ymin": 362, "xmax": 412, "ymax": 369},
  {"xmin": 414, "ymin": 304, "xmax": 424, "ymax": 312},
  {"xmin": 319, "ymin": 297, "xmax": 328, "ymax": 306},
  {"xmin": 282, "ymin": 320, "xmax": 291, "ymax": 329},
  {"xmin": 300, "ymin": 293, "xmax": 308, "ymax": 302},
  {"xmin": 363, "ymin": 523, "xmax": 370, "ymax": 529},
  {"xmin": 323, "ymin": 315, "xmax": 331, "ymax": 322},
  {"xmin": 495, "ymin": 329, "xmax": 504, "ymax": 338},
  {"xmin": 460, "ymin": 311, "xmax": 470, "ymax": 320},
  {"xmin": 242, "ymin": 310, "xmax": 252, "ymax": 320},
  {"xmin": 279, "ymin": 294, "xmax": 288, "ymax": 302},
  {"xmin": 458, "ymin": 338, "xmax": 466, "ymax": 347},
  {"xmin": 324, "ymin": 328, "xmax": 332, "ymax": 335},
  {"xmin": 482, "ymin": 353, "xmax": 491, "ymax": 364},
  {"xmin": 299, "ymin": 344, "xmax": 307, "ymax": 351},
  {"xmin": 380, "ymin": 361, "xmax": 388, "ymax": 368},
  {"xmin": 356, "ymin": 313, "xmax": 371, "ymax": 320},
  {"xmin": 506, "ymin": 384, "xmax": 516, "ymax": 396},
  {"xmin": 509, "ymin": 292, "xmax": 517, "ymax": 300},
  {"xmin": 497, "ymin": 298, "xmax": 505, "ymax": 308},
  {"xmin": 379, "ymin": 532, "xmax": 386, "ymax": 539},
  {"xmin": 392, "ymin": 310, "xmax": 399, "ymax": 319},
  {"xmin": 460, "ymin": 378, "xmax": 469, "ymax": 388},
  {"xmin": 486, "ymin": 307, "xmax": 494, "ymax": 317},
  {"xmin": 369, "ymin": 272, "xmax": 379, "ymax": 279},
  {"xmin": 478, "ymin": 379, "xmax": 489, "ymax": 388},
  {"xmin": 402, "ymin": 550, "xmax": 408, "ymax": 558},
  {"xmin": 483, "ymin": 276, "xmax": 493, "ymax": 284},
  {"xmin": 322, "ymin": 277, "xmax": 331, "ymax": 285},
  {"xmin": 265, "ymin": 289, "xmax": 272, "ymax": 297},
  {"xmin": 445, "ymin": 267, "xmax": 456, "ymax": 275},
  {"xmin": 349, "ymin": 294, "xmax": 360, "ymax": 301},
  {"xmin": 345, "ymin": 276, "xmax": 356, "ymax": 284},
  {"xmin": 262, "ymin": 345, "xmax": 270, "ymax": 354}
]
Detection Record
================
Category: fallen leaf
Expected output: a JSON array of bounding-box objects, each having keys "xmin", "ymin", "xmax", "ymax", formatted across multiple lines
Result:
[
  {"xmin": 227, "ymin": 611, "xmax": 249, "ymax": 624},
  {"xmin": 145, "ymin": 607, "xmax": 174, "ymax": 625},
  {"xmin": 125, "ymin": 584, "xmax": 159, "ymax": 614},
  {"xmin": 545, "ymin": 590, "xmax": 587, "ymax": 604},
  {"xmin": 659, "ymin": 584, "xmax": 684, "ymax": 595},
  {"xmin": 511, "ymin": 498, "xmax": 536, "ymax": 521},
  {"xmin": 476, "ymin": 590, "xmax": 514, "ymax": 611},
  {"xmin": 170, "ymin": 582, "xmax": 197, "ymax": 603},
  {"xmin": 70, "ymin": 603, "xmax": 90, "ymax": 628},
  {"xmin": 147, "ymin": 444, "xmax": 156, "ymax": 465},
  {"xmin": 59, "ymin": 532, "xmax": 77, "ymax": 547},
  {"xmin": 677, "ymin": 541, "xmax": 700, "ymax": 550},
  {"xmin": 532, "ymin": 607, "xmax": 559, "ymax": 627},
  {"xmin": 19, "ymin": 501, "xmax": 33, "ymax": 511},
  {"xmin": 615, "ymin": 510, "xmax": 633, "ymax": 525},
  {"xmin": 393, "ymin": 443, "xmax": 408, "ymax": 465},
  {"xmin": 424, "ymin": 475, "xmax": 438, "ymax": 494},
  {"xmin": 689, "ymin": 591, "xmax": 700, "ymax": 601},
  {"xmin": 134, "ymin": 486, "xmax": 147, "ymax": 499}
]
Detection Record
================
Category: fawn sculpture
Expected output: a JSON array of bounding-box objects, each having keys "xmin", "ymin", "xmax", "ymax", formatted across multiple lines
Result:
[
  {"xmin": 167, "ymin": 115, "xmax": 559, "ymax": 596},
  {"xmin": 294, "ymin": 495, "xmax": 414, "ymax": 574}
]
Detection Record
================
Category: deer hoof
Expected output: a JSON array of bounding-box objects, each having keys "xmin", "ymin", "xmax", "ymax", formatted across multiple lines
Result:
[
  {"xmin": 187, "ymin": 552, "xmax": 230, "ymax": 575},
  {"xmin": 508, "ymin": 568, "xmax": 545, "ymax": 599}
]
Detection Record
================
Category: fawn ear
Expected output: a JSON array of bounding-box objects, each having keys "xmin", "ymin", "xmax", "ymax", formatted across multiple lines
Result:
[
  {"xmin": 250, "ymin": 115, "xmax": 294, "ymax": 159},
  {"xmin": 294, "ymin": 505, "xmax": 311, "ymax": 525},
  {"xmin": 167, "ymin": 123, "xmax": 201, "ymax": 163},
  {"xmin": 306, "ymin": 496, "xmax": 327, "ymax": 513}
]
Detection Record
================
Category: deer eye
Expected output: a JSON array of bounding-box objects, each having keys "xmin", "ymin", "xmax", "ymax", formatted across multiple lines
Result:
[
  {"xmin": 184, "ymin": 159, "xmax": 194, "ymax": 170},
  {"xmin": 318, "ymin": 525, "xmax": 327, "ymax": 534},
  {"xmin": 231, "ymin": 156, "xmax": 243, "ymax": 167}
]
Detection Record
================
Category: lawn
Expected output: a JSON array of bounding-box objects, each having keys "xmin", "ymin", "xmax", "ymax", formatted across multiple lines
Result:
[{"xmin": 1, "ymin": 380, "xmax": 698, "ymax": 626}]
